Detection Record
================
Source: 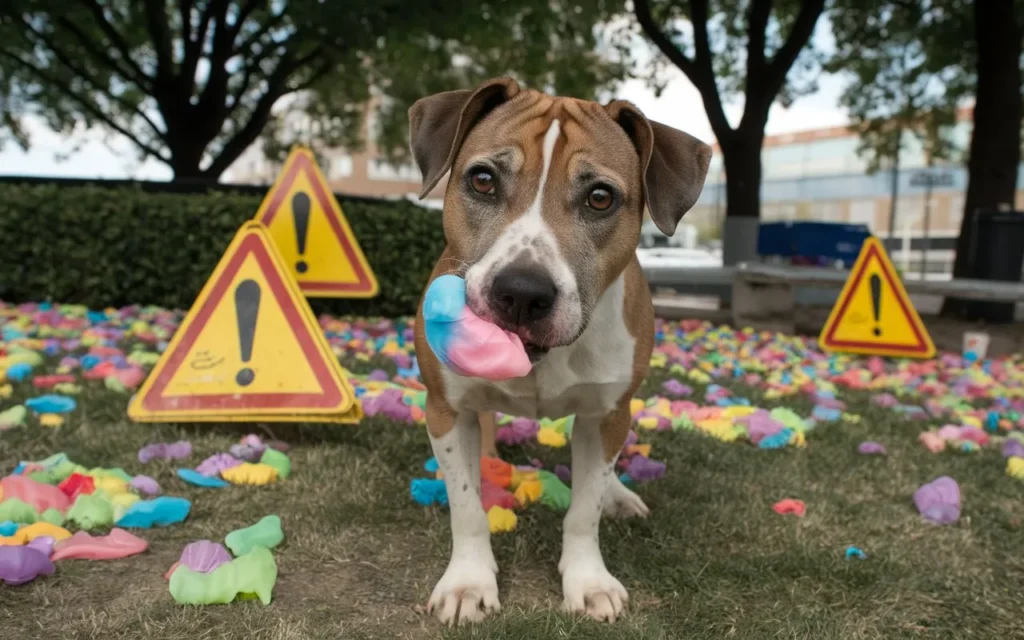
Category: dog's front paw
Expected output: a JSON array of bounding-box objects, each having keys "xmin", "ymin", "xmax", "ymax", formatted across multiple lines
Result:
[
  {"xmin": 561, "ymin": 559, "xmax": 629, "ymax": 622},
  {"xmin": 603, "ymin": 477, "xmax": 650, "ymax": 519},
  {"xmin": 427, "ymin": 558, "xmax": 500, "ymax": 626}
]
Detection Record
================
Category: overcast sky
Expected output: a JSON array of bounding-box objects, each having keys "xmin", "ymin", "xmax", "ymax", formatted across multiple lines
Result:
[{"xmin": 0, "ymin": 26, "xmax": 849, "ymax": 181}]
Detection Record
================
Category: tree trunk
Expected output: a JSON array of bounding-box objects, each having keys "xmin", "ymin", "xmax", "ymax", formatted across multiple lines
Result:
[
  {"xmin": 166, "ymin": 133, "xmax": 212, "ymax": 183},
  {"xmin": 720, "ymin": 129, "xmax": 765, "ymax": 265},
  {"xmin": 942, "ymin": 0, "xmax": 1022, "ymax": 316}
]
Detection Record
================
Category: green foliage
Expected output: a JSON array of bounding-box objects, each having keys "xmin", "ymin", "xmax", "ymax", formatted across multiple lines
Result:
[
  {"xmin": 0, "ymin": 0, "xmax": 631, "ymax": 180},
  {"xmin": 0, "ymin": 183, "xmax": 445, "ymax": 317},
  {"xmin": 826, "ymin": 0, "xmax": 972, "ymax": 173}
]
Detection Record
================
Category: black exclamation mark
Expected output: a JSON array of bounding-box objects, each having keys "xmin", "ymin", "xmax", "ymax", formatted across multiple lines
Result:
[
  {"xmin": 870, "ymin": 274, "xmax": 882, "ymax": 337},
  {"xmin": 292, "ymin": 192, "xmax": 311, "ymax": 274},
  {"xmin": 234, "ymin": 279, "xmax": 260, "ymax": 386}
]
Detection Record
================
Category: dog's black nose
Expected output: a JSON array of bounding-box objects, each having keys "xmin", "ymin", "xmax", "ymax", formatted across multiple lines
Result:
[{"xmin": 490, "ymin": 267, "xmax": 557, "ymax": 326}]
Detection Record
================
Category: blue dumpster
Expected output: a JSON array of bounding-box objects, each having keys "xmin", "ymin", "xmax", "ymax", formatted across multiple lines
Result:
[{"xmin": 758, "ymin": 221, "xmax": 871, "ymax": 267}]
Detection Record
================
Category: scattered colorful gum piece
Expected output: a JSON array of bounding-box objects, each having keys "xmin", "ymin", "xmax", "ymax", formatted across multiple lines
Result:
[
  {"xmin": 480, "ymin": 457, "xmax": 513, "ymax": 489},
  {"xmin": 66, "ymin": 493, "xmax": 114, "ymax": 530},
  {"xmin": 1, "ymin": 503, "xmax": 43, "ymax": 530},
  {"xmin": 536, "ymin": 428, "xmax": 568, "ymax": 448},
  {"xmin": 57, "ymin": 473, "xmax": 96, "ymax": 499},
  {"xmin": 179, "ymin": 540, "xmax": 233, "ymax": 573},
  {"xmin": 91, "ymin": 475, "xmax": 129, "ymax": 496},
  {"xmin": 169, "ymin": 546, "xmax": 277, "ymax": 605},
  {"xmin": 537, "ymin": 471, "xmax": 571, "ymax": 511},
  {"xmin": 0, "ymin": 546, "xmax": 55, "ymax": 585},
  {"xmin": 913, "ymin": 476, "xmax": 961, "ymax": 525},
  {"xmin": 51, "ymin": 528, "xmax": 148, "ymax": 561},
  {"xmin": 772, "ymin": 499, "xmax": 806, "ymax": 517},
  {"xmin": 480, "ymin": 482, "xmax": 517, "ymax": 511},
  {"xmin": 410, "ymin": 478, "xmax": 448, "ymax": 506},
  {"xmin": 0, "ymin": 475, "xmax": 71, "ymax": 514},
  {"xmin": 130, "ymin": 475, "xmax": 161, "ymax": 496},
  {"xmin": 513, "ymin": 479, "xmax": 543, "ymax": 506},
  {"xmin": 259, "ymin": 448, "xmax": 291, "ymax": 480},
  {"xmin": 12, "ymin": 522, "xmax": 71, "ymax": 543},
  {"xmin": 115, "ymin": 496, "xmax": 191, "ymax": 528},
  {"xmin": 844, "ymin": 546, "xmax": 868, "ymax": 560},
  {"xmin": 26, "ymin": 535, "xmax": 55, "ymax": 558},
  {"xmin": 221, "ymin": 463, "xmax": 278, "ymax": 486},
  {"xmin": 138, "ymin": 440, "xmax": 193, "ymax": 463},
  {"xmin": 0, "ymin": 405, "xmax": 27, "ymax": 429},
  {"xmin": 24, "ymin": 394, "xmax": 77, "ymax": 414},
  {"xmin": 486, "ymin": 506, "xmax": 518, "ymax": 533},
  {"xmin": 225, "ymin": 515, "xmax": 284, "ymax": 557},
  {"xmin": 40, "ymin": 508, "xmax": 64, "ymax": 526},
  {"xmin": 38, "ymin": 414, "xmax": 64, "ymax": 428},
  {"xmin": 177, "ymin": 468, "xmax": 229, "ymax": 488},
  {"xmin": 857, "ymin": 441, "xmax": 887, "ymax": 455},
  {"xmin": 1006, "ymin": 457, "xmax": 1024, "ymax": 479}
]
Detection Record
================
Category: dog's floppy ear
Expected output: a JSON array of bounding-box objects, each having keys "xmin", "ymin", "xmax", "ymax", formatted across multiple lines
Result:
[
  {"xmin": 408, "ymin": 77, "xmax": 521, "ymax": 198},
  {"xmin": 604, "ymin": 100, "xmax": 712, "ymax": 236}
]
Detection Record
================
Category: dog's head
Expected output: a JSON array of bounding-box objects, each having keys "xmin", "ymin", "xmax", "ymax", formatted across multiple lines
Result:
[{"xmin": 409, "ymin": 77, "xmax": 711, "ymax": 359}]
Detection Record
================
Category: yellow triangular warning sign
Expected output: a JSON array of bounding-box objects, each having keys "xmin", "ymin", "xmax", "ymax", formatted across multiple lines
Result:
[
  {"xmin": 128, "ymin": 222, "xmax": 362, "ymax": 423},
  {"xmin": 819, "ymin": 236, "xmax": 935, "ymax": 359},
  {"xmin": 253, "ymin": 146, "xmax": 379, "ymax": 298}
]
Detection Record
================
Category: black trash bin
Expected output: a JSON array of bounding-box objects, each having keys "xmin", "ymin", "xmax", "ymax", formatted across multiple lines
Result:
[{"xmin": 964, "ymin": 209, "xmax": 1024, "ymax": 323}]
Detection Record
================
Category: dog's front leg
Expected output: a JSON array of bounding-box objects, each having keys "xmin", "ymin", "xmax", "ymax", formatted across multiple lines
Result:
[
  {"xmin": 426, "ymin": 407, "xmax": 500, "ymax": 625},
  {"xmin": 560, "ymin": 404, "xmax": 631, "ymax": 622}
]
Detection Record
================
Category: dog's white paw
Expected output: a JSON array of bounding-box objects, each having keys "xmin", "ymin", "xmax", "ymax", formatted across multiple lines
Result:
[
  {"xmin": 561, "ymin": 560, "xmax": 629, "ymax": 622},
  {"xmin": 603, "ymin": 477, "xmax": 650, "ymax": 519},
  {"xmin": 427, "ymin": 557, "xmax": 500, "ymax": 626}
]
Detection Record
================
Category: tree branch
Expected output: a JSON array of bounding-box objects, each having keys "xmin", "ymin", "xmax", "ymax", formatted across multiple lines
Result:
[
  {"xmin": 223, "ymin": 42, "xmax": 285, "ymax": 117},
  {"xmin": 688, "ymin": 0, "xmax": 732, "ymax": 137},
  {"xmin": 54, "ymin": 16, "xmax": 152, "ymax": 91},
  {"xmin": 80, "ymin": 0, "xmax": 151, "ymax": 87},
  {"xmin": 234, "ymin": 9, "xmax": 288, "ymax": 56},
  {"xmin": 181, "ymin": 0, "xmax": 219, "ymax": 89},
  {"xmin": 142, "ymin": 0, "xmax": 175, "ymax": 81},
  {"xmin": 633, "ymin": 0, "xmax": 698, "ymax": 78},
  {"xmin": 17, "ymin": 17, "xmax": 166, "ymax": 143},
  {"xmin": 230, "ymin": 0, "xmax": 263, "ymax": 40},
  {"xmin": 202, "ymin": 60, "xmax": 294, "ymax": 178},
  {"xmin": 633, "ymin": 0, "xmax": 731, "ymax": 136},
  {"xmin": 763, "ymin": 0, "xmax": 825, "ymax": 98},
  {"xmin": 195, "ymin": 1, "xmax": 244, "ymax": 135},
  {"xmin": 0, "ymin": 50, "xmax": 170, "ymax": 163}
]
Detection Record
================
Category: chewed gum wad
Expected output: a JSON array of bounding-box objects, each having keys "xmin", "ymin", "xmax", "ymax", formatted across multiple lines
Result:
[{"xmin": 422, "ymin": 275, "xmax": 532, "ymax": 381}]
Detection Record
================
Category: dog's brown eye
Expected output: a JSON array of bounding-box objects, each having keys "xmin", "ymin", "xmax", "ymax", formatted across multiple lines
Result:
[
  {"xmin": 471, "ymin": 171, "xmax": 495, "ymax": 194},
  {"xmin": 587, "ymin": 187, "xmax": 613, "ymax": 211}
]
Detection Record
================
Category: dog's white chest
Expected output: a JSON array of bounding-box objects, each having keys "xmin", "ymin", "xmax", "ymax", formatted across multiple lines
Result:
[{"xmin": 440, "ymin": 276, "xmax": 636, "ymax": 419}]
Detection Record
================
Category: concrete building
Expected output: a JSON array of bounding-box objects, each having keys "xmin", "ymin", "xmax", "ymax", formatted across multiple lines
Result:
[
  {"xmin": 689, "ymin": 106, "xmax": 1024, "ymax": 272},
  {"xmin": 223, "ymin": 97, "xmax": 446, "ymax": 209}
]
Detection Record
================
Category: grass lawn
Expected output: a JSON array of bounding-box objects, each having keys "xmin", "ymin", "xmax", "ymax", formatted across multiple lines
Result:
[{"xmin": 2, "ymin": 316, "xmax": 1023, "ymax": 640}]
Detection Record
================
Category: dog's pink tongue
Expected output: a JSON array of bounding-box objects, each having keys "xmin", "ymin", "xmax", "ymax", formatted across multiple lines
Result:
[{"xmin": 447, "ymin": 308, "xmax": 532, "ymax": 381}]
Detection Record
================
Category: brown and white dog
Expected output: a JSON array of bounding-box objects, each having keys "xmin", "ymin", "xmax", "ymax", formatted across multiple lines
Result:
[{"xmin": 409, "ymin": 77, "xmax": 711, "ymax": 625}]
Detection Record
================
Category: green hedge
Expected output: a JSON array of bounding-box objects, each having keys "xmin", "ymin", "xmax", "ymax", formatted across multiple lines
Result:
[{"xmin": 0, "ymin": 183, "xmax": 446, "ymax": 317}]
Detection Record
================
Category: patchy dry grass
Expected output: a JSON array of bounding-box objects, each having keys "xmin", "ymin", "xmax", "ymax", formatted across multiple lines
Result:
[{"xmin": 2, "ymin": 359, "xmax": 1023, "ymax": 640}]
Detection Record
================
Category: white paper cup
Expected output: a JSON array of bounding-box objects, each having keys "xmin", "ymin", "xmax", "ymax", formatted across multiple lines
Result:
[{"xmin": 963, "ymin": 331, "xmax": 991, "ymax": 360}]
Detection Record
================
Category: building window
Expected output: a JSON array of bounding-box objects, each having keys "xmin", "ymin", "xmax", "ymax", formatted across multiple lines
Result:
[
  {"xmin": 367, "ymin": 158, "xmax": 420, "ymax": 182},
  {"xmin": 327, "ymin": 155, "xmax": 353, "ymax": 179},
  {"xmin": 849, "ymin": 199, "xmax": 875, "ymax": 231},
  {"xmin": 803, "ymin": 201, "xmax": 842, "ymax": 221},
  {"xmin": 948, "ymin": 194, "xmax": 965, "ymax": 230}
]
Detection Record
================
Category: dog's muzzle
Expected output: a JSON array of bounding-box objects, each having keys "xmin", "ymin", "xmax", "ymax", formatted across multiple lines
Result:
[{"xmin": 487, "ymin": 265, "xmax": 557, "ymax": 358}]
